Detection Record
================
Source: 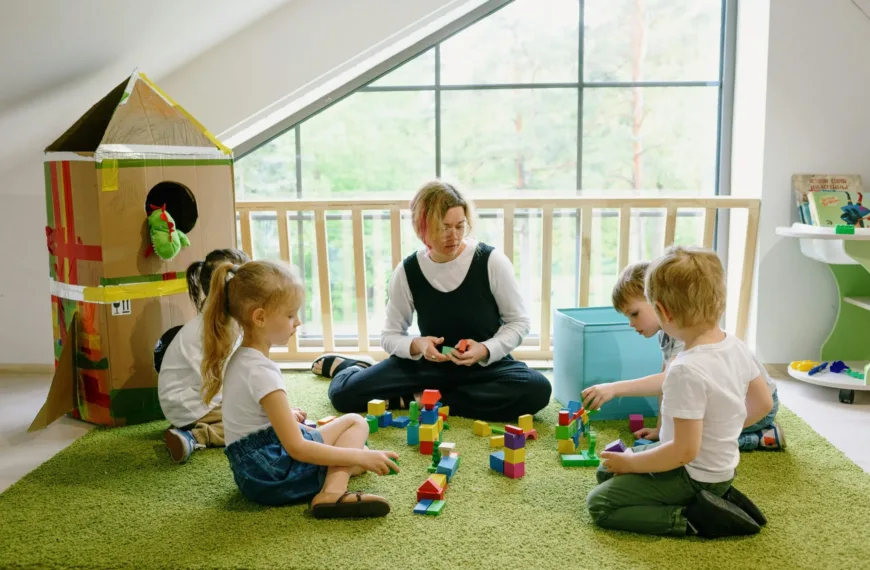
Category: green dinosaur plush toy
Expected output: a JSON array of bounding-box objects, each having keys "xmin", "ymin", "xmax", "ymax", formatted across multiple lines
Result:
[{"xmin": 145, "ymin": 203, "xmax": 190, "ymax": 261}]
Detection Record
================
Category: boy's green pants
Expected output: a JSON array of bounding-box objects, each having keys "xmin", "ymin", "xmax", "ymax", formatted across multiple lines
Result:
[{"xmin": 586, "ymin": 442, "xmax": 733, "ymax": 536}]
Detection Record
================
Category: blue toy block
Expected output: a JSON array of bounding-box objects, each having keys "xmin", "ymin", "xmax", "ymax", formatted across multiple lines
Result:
[
  {"xmin": 420, "ymin": 409, "xmax": 439, "ymax": 425},
  {"xmin": 567, "ymin": 400, "xmax": 582, "ymax": 416},
  {"xmin": 634, "ymin": 438, "xmax": 653, "ymax": 447},
  {"xmin": 504, "ymin": 432, "xmax": 526, "ymax": 450},
  {"xmin": 437, "ymin": 457, "xmax": 459, "ymax": 481},
  {"xmin": 391, "ymin": 416, "xmax": 411, "ymax": 428},
  {"xmin": 407, "ymin": 422, "xmax": 420, "ymax": 445},
  {"xmin": 414, "ymin": 499, "xmax": 433, "ymax": 515},
  {"xmin": 378, "ymin": 411, "xmax": 393, "ymax": 428},
  {"xmin": 572, "ymin": 430, "xmax": 581, "ymax": 448},
  {"xmin": 490, "ymin": 451, "xmax": 505, "ymax": 473}
]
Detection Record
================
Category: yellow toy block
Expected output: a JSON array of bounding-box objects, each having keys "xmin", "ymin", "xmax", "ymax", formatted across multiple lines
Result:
[
  {"xmin": 473, "ymin": 420, "xmax": 492, "ymax": 436},
  {"xmin": 439, "ymin": 405, "xmax": 450, "ymax": 418},
  {"xmin": 581, "ymin": 410, "xmax": 589, "ymax": 424},
  {"xmin": 518, "ymin": 414, "xmax": 533, "ymax": 432},
  {"xmin": 437, "ymin": 416, "xmax": 444, "ymax": 433},
  {"xmin": 420, "ymin": 424, "xmax": 437, "ymax": 442},
  {"xmin": 504, "ymin": 447, "xmax": 526, "ymax": 464},
  {"xmin": 558, "ymin": 439, "xmax": 576, "ymax": 454},
  {"xmin": 427, "ymin": 473, "xmax": 447, "ymax": 488},
  {"xmin": 367, "ymin": 399, "xmax": 386, "ymax": 416},
  {"xmin": 490, "ymin": 435, "xmax": 504, "ymax": 448}
]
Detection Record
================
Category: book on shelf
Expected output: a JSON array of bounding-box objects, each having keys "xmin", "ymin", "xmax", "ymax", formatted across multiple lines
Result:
[
  {"xmin": 808, "ymin": 190, "xmax": 870, "ymax": 228},
  {"xmin": 792, "ymin": 174, "xmax": 863, "ymax": 225}
]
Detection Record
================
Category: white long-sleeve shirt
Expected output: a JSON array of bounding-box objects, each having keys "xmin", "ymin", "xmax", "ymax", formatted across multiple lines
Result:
[{"xmin": 380, "ymin": 239, "xmax": 530, "ymax": 366}]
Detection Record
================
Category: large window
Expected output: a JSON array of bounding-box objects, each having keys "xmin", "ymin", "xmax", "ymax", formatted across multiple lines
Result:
[{"xmin": 235, "ymin": 0, "xmax": 730, "ymax": 344}]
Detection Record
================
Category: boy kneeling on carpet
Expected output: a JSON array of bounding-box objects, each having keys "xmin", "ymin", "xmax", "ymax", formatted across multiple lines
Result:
[
  {"xmin": 201, "ymin": 259, "xmax": 398, "ymax": 518},
  {"xmin": 585, "ymin": 246, "xmax": 771, "ymax": 538}
]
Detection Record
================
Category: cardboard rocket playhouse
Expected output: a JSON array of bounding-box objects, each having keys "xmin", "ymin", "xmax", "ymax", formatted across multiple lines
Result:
[{"xmin": 31, "ymin": 69, "xmax": 237, "ymax": 429}]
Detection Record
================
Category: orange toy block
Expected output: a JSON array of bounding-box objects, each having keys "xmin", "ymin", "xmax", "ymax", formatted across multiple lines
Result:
[
  {"xmin": 317, "ymin": 416, "xmax": 336, "ymax": 426},
  {"xmin": 421, "ymin": 389, "xmax": 442, "ymax": 409}
]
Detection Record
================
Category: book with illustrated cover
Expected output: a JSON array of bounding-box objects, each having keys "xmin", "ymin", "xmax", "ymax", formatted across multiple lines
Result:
[
  {"xmin": 808, "ymin": 190, "xmax": 870, "ymax": 227},
  {"xmin": 792, "ymin": 174, "xmax": 863, "ymax": 224}
]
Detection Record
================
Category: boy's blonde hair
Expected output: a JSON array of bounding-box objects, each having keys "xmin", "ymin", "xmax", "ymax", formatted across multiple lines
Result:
[
  {"xmin": 410, "ymin": 179, "xmax": 475, "ymax": 247},
  {"xmin": 645, "ymin": 245, "xmax": 726, "ymax": 329},
  {"xmin": 200, "ymin": 260, "xmax": 304, "ymax": 405},
  {"xmin": 612, "ymin": 261, "xmax": 650, "ymax": 313}
]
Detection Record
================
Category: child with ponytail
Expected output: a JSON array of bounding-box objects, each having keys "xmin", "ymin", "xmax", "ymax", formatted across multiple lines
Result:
[{"xmin": 202, "ymin": 260, "xmax": 397, "ymax": 517}]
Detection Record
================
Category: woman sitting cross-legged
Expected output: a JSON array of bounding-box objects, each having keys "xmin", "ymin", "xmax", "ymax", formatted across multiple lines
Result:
[{"xmin": 312, "ymin": 179, "xmax": 552, "ymax": 422}]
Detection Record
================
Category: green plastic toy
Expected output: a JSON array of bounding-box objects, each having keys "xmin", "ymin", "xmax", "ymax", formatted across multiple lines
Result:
[{"xmin": 145, "ymin": 204, "xmax": 190, "ymax": 261}]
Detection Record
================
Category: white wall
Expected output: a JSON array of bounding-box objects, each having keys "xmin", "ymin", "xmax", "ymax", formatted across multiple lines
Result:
[
  {"xmin": 0, "ymin": 0, "xmax": 461, "ymax": 364},
  {"xmin": 753, "ymin": 0, "xmax": 870, "ymax": 364}
]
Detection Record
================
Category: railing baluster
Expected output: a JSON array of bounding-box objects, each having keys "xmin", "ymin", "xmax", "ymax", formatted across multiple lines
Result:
[
  {"xmin": 314, "ymin": 209, "xmax": 334, "ymax": 352},
  {"xmin": 736, "ymin": 205, "xmax": 761, "ymax": 341},
  {"xmin": 540, "ymin": 206, "xmax": 554, "ymax": 351},
  {"xmin": 503, "ymin": 204, "xmax": 515, "ymax": 263},
  {"xmin": 703, "ymin": 207, "xmax": 717, "ymax": 249},
  {"xmin": 352, "ymin": 209, "xmax": 369, "ymax": 352},
  {"xmin": 579, "ymin": 207, "xmax": 592, "ymax": 307},
  {"xmin": 276, "ymin": 209, "xmax": 297, "ymax": 354},
  {"xmin": 239, "ymin": 209, "xmax": 253, "ymax": 258},
  {"xmin": 664, "ymin": 206, "xmax": 677, "ymax": 248},
  {"xmin": 618, "ymin": 206, "xmax": 631, "ymax": 272},
  {"xmin": 390, "ymin": 206, "xmax": 401, "ymax": 269}
]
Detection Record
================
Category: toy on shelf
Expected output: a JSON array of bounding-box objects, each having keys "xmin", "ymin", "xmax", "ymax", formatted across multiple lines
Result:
[
  {"xmin": 808, "ymin": 362, "xmax": 829, "ymax": 376},
  {"xmin": 790, "ymin": 360, "xmax": 819, "ymax": 372},
  {"xmin": 557, "ymin": 400, "xmax": 599, "ymax": 467},
  {"xmin": 489, "ymin": 425, "xmax": 526, "ymax": 478}
]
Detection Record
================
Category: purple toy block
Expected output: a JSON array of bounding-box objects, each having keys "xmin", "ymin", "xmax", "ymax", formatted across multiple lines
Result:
[
  {"xmin": 303, "ymin": 419, "xmax": 317, "ymax": 429},
  {"xmin": 504, "ymin": 432, "xmax": 526, "ymax": 450},
  {"xmin": 629, "ymin": 414, "xmax": 644, "ymax": 433},
  {"xmin": 604, "ymin": 439, "xmax": 627, "ymax": 453}
]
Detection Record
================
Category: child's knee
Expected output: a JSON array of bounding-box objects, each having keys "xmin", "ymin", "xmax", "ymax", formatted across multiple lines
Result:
[{"xmin": 585, "ymin": 487, "xmax": 610, "ymax": 526}]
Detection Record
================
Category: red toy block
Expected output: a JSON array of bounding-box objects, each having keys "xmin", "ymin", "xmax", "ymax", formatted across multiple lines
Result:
[
  {"xmin": 421, "ymin": 389, "xmax": 442, "ymax": 409},
  {"xmin": 504, "ymin": 461, "xmax": 525, "ymax": 479},
  {"xmin": 505, "ymin": 425, "xmax": 524, "ymax": 436},
  {"xmin": 420, "ymin": 441, "xmax": 434, "ymax": 455},
  {"xmin": 629, "ymin": 414, "xmax": 644, "ymax": 433},
  {"xmin": 558, "ymin": 411, "xmax": 570, "ymax": 426},
  {"xmin": 439, "ymin": 412, "xmax": 448, "ymax": 422},
  {"xmin": 524, "ymin": 429, "xmax": 538, "ymax": 441},
  {"xmin": 456, "ymin": 339, "xmax": 469, "ymax": 353},
  {"xmin": 417, "ymin": 490, "xmax": 445, "ymax": 502}
]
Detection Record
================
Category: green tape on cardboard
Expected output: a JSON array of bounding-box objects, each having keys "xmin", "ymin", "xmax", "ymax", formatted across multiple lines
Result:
[
  {"xmin": 99, "ymin": 272, "xmax": 184, "ymax": 286},
  {"xmin": 76, "ymin": 353, "xmax": 109, "ymax": 370}
]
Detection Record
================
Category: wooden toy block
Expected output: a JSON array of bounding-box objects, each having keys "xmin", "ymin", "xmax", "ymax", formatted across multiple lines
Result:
[
  {"xmin": 567, "ymin": 400, "xmax": 582, "ymax": 415},
  {"xmin": 572, "ymin": 430, "xmax": 581, "ymax": 448},
  {"xmin": 581, "ymin": 410, "xmax": 589, "ymax": 424},
  {"xmin": 560, "ymin": 454, "xmax": 585, "ymax": 467},
  {"xmin": 437, "ymin": 457, "xmax": 459, "ymax": 481},
  {"xmin": 428, "ymin": 465, "xmax": 438, "ymax": 473},
  {"xmin": 407, "ymin": 422, "xmax": 420, "ymax": 445},
  {"xmin": 491, "ymin": 426, "xmax": 505, "ymax": 435},
  {"xmin": 417, "ymin": 489, "xmax": 445, "ymax": 502},
  {"xmin": 367, "ymin": 399, "xmax": 386, "ymax": 417},
  {"xmin": 417, "ymin": 478, "xmax": 443, "ymax": 498},
  {"xmin": 456, "ymin": 339, "xmax": 469, "ymax": 353},
  {"xmin": 437, "ymin": 416, "xmax": 444, "ymax": 433},
  {"xmin": 420, "ymin": 441, "xmax": 434, "ymax": 455},
  {"xmin": 443, "ymin": 422, "xmax": 450, "ymax": 430},
  {"xmin": 421, "ymin": 389, "xmax": 442, "ymax": 408},
  {"xmin": 580, "ymin": 450, "xmax": 600, "ymax": 466},
  {"xmin": 633, "ymin": 438, "xmax": 653, "ymax": 447},
  {"xmin": 605, "ymin": 439, "xmax": 626, "ymax": 453},
  {"xmin": 504, "ymin": 460, "xmax": 525, "ymax": 479},
  {"xmin": 473, "ymin": 420, "xmax": 492, "ymax": 436},
  {"xmin": 414, "ymin": 499, "xmax": 433, "ymax": 515},
  {"xmin": 629, "ymin": 414, "xmax": 644, "ymax": 433},
  {"xmin": 504, "ymin": 447, "xmax": 526, "ymax": 464},
  {"xmin": 505, "ymin": 424, "xmax": 524, "ymax": 436},
  {"xmin": 391, "ymin": 416, "xmax": 411, "ymax": 428},
  {"xmin": 518, "ymin": 414, "xmax": 533, "ymax": 432},
  {"xmin": 427, "ymin": 474, "xmax": 447, "ymax": 490},
  {"xmin": 524, "ymin": 429, "xmax": 538, "ymax": 441},
  {"xmin": 388, "ymin": 458, "xmax": 399, "ymax": 475},
  {"xmin": 558, "ymin": 410, "xmax": 570, "ymax": 426},
  {"xmin": 490, "ymin": 435, "xmax": 504, "ymax": 448},
  {"xmin": 504, "ymin": 432, "xmax": 526, "ymax": 450},
  {"xmin": 409, "ymin": 401, "xmax": 420, "ymax": 422},
  {"xmin": 555, "ymin": 420, "xmax": 577, "ymax": 440},
  {"xmin": 441, "ymin": 345, "xmax": 455, "ymax": 355},
  {"xmin": 558, "ymin": 439, "xmax": 576, "ymax": 454},
  {"xmin": 303, "ymin": 419, "xmax": 318, "ymax": 429},
  {"xmin": 420, "ymin": 424, "xmax": 438, "ymax": 442},
  {"xmin": 366, "ymin": 415, "xmax": 379, "ymax": 434},
  {"xmin": 439, "ymin": 442, "xmax": 456, "ymax": 456},
  {"xmin": 421, "ymin": 408, "xmax": 439, "ymax": 425},
  {"xmin": 426, "ymin": 499, "xmax": 446, "ymax": 516},
  {"xmin": 378, "ymin": 411, "xmax": 393, "ymax": 428},
  {"xmin": 317, "ymin": 416, "xmax": 336, "ymax": 426},
  {"xmin": 489, "ymin": 451, "xmax": 505, "ymax": 473},
  {"xmin": 439, "ymin": 405, "xmax": 450, "ymax": 418}
]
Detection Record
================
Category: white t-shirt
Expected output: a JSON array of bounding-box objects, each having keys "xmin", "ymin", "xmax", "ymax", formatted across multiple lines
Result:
[
  {"xmin": 658, "ymin": 334, "xmax": 761, "ymax": 483},
  {"xmin": 158, "ymin": 314, "xmax": 220, "ymax": 427},
  {"xmin": 381, "ymin": 238, "xmax": 529, "ymax": 365},
  {"xmin": 222, "ymin": 348, "xmax": 287, "ymax": 446}
]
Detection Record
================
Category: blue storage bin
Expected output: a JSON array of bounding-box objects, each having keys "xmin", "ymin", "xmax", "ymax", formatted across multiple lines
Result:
[{"xmin": 553, "ymin": 307, "xmax": 662, "ymax": 420}]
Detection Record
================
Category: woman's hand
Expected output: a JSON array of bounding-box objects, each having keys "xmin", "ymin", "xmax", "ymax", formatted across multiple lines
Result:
[
  {"xmin": 448, "ymin": 339, "xmax": 489, "ymax": 367},
  {"xmin": 581, "ymin": 383, "xmax": 617, "ymax": 411},
  {"xmin": 358, "ymin": 450, "xmax": 400, "ymax": 475},
  {"xmin": 411, "ymin": 336, "xmax": 450, "ymax": 363}
]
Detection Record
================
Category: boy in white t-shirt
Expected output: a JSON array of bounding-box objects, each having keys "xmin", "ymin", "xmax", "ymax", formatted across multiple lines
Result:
[{"xmin": 585, "ymin": 246, "xmax": 774, "ymax": 538}]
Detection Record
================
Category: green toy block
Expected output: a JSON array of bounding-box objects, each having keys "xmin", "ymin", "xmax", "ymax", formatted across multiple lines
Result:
[
  {"xmin": 426, "ymin": 500, "xmax": 446, "ymax": 516},
  {"xmin": 441, "ymin": 346, "xmax": 454, "ymax": 355},
  {"xmin": 444, "ymin": 422, "xmax": 450, "ymax": 430},
  {"xmin": 580, "ymin": 450, "xmax": 600, "ymax": 467},
  {"xmin": 388, "ymin": 458, "xmax": 399, "ymax": 475},
  {"xmin": 409, "ymin": 401, "xmax": 420, "ymax": 422},
  {"xmin": 555, "ymin": 420, "xmax": 577, "ymax": 440},
  {"xmin": 560, "ymin": 454, "xmax": 585, "ymax": 467},
  {"xmin": 366, "ymin": 415, "xmax": 379, "ymax": 434},
  {"xmin": 836, "ymin": 225, "xmax": 856, "ymax": 235},
  {"xmin": 427, "ymin": 465, "xmax": 438, "ymax": 473},
  {"xmin": 491, "ymin": 426, "xmax": 505, "ymax": 435}
]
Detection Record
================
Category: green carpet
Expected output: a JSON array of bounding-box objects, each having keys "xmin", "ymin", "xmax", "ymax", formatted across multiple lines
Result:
[{"xmin": 2, "ymin": 373, "xmax": 870, "ymax": 570}]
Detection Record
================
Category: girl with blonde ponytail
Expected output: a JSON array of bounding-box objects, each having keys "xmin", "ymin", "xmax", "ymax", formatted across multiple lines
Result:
[{"xmin": 203, "ymin": 259, "xmax": 396, "ymax": 517}]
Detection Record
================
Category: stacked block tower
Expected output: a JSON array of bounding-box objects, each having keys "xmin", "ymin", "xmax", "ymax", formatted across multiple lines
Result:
[
  {"xmin": 556, "ymin": 400, "xmax": 599, "ymax": 467},
  {"xmin": 407, "ymin": 390, "xmax": 446, "ymax": 454},
  {"xmin": 489, "ymin": 424, "xmax": 526, "ymax": 479}
]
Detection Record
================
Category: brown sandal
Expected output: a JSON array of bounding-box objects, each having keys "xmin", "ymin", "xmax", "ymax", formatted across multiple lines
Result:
[{"xmin": 311, "ymin": 491, "xmax": 391, "ymax": 519}]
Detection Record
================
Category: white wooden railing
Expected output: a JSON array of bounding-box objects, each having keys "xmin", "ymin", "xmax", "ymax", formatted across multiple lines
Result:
[{"xmin": 235, "ymin": 196, "xmax": 760, "ymax": 362}]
